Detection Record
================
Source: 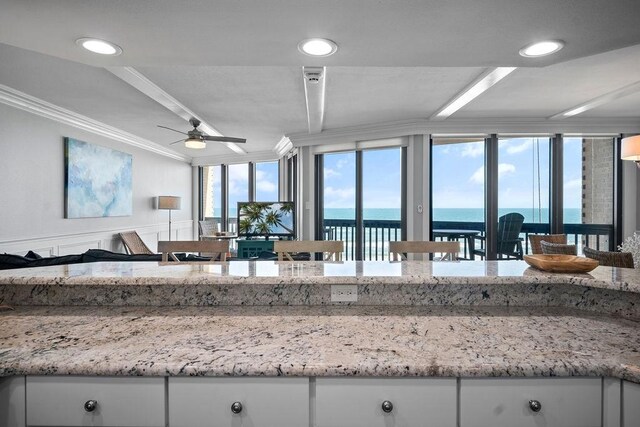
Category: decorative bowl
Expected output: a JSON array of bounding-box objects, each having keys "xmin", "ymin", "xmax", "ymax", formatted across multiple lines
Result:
[{"xmin": 523, "ymin": 254, "xmax": 599, "ymax": 273}]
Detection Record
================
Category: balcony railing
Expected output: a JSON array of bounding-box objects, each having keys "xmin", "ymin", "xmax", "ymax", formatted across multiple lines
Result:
[{"xmin": 323, "ymin": 219, "xmax": 614, "ymax": 261}]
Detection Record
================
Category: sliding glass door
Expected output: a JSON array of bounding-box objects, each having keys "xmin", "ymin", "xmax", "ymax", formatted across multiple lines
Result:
[{"xmin": 319, "ymin": 147, "xmax": 404, "ymax": 260}]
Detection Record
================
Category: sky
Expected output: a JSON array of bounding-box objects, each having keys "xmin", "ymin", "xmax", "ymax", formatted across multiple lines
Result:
[{"xmin": 432, "ymin": 137, "xmax": 582, "ymax": 210}]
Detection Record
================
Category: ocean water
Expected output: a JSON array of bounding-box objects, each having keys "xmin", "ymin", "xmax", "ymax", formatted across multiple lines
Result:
[
  {"xmin": 324, "ymin": 208, "xmax": 582, "ymax": 224},
  {"xmin": 216, "ymin": 207, "xmax": 583, "ymax": 224}
]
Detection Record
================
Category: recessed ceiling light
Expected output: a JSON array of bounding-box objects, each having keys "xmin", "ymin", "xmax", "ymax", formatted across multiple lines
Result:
[
  {"xmin": 298, "ymin": 38, "xmax": 338, "ymax": 57},
  {"xmin": 76, "ymin": 38, "xmax": 122, "ymax": 56},
  {"xmin": 519, "ymin": 40, "xmax": 564, "ymax": 58}
]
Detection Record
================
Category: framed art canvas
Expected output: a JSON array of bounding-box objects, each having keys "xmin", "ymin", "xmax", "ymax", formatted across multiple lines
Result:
[{"xmin": 64, "ymin": 137, "xmax": 132, "ymax": 218}]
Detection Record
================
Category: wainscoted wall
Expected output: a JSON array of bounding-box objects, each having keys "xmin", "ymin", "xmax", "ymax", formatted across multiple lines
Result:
[{"xmin": 0, "ymin": 103, "xmax": 194, "ymax": 256}]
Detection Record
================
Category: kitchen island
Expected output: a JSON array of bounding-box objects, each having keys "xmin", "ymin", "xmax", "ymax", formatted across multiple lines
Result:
[{"xmin": 1, "ymin": 260, "xmax": 639, "ymax": 426}]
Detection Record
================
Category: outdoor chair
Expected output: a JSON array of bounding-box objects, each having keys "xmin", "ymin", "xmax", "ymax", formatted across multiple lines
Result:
[
  {"xmin": 274, "ymin": 240, "xmax": 343, "ymax": 261},
  {"xmin": 583, "ymin": 247, "xmax": 635, "ymax": 268},
  {"xmin": 388, "ymin": 241, "xmax": 460, "ymax": 261},
  {"xmin": 119, "ymin": 231, "xmax": 154, "ymax": 255},
  {"xmin": 473, "ymin": 212, "xmax": 524, "ymax": 260},
  {"xmin": 540, "ymin": 241, "xmax": 577, "ymax": 255},
  {"xmin": 528, "ymin": 234, "xmax": 567, "ymax": 254}
]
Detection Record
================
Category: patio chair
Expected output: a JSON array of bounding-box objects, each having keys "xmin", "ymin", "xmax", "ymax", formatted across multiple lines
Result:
[
  {"xmin": 528, "ymin": 234, "xmax": 567, "ymax": 254},
  {"xmin": 389, "ymin": 241, "xmax": 460, "ymax": 261},
  {"xmin": 274, "ymin": 240, "xmax": 343, "ymax": 261},
  {"xmin": 583, "ymin": 247, "xmax": 634, "ymax": 268},
  {"xmin": 473, "ymin": 213, "xmax": 524, "ymax": 260},
  {"xmin": 119, "ymin": 231, "xmax": 154, "ymax": 255},
  {"xmin": 540, "ymin": 241, "xmax": 577, "ymax": 255}
]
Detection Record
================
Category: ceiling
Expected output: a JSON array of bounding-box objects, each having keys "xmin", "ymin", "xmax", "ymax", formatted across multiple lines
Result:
[{"xmin": 1, "ymin": 0, "xmax": 640, "ymax": 162}]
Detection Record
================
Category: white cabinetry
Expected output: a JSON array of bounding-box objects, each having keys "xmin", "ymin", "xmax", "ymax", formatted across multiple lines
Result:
[
  {"xmin": 0, "ymin": 376, "xmax": 25, "ymax": 427},
  {"xmin": 315, "ymin": 378, "xmax": 456, "ymax": 427},
  {"xmin": 26, "ymin": 376, "xmax": 165, "ymax": 427},
  {"xmin": 624, "ymin": 381, "xmax": 640, "ymax": 427},
  {"xmin": 460, "ymin": 377, "xmax": 602, "ymax": 427},
  {"xmin": 169, "ymin": 377, "xmax": 309, "ymax": 427}
]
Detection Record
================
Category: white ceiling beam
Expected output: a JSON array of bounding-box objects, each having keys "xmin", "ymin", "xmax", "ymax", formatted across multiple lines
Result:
[
  {"xmin": 430, "ymin": 67, "xmax": 517, "ymax": 120},
  {"xmin": 106, "ymin": 66, "xmax": 247, "ymax": 154},
  {"xmin": 302, "ymin": 66, "xmax": 326, "ymax": 134},
  {"xmin": 549, "ymin": 80, "xmax": 640, "ymax": 120}
]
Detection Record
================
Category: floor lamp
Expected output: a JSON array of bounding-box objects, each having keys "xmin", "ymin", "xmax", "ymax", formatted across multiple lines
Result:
[{"xmin": 158, "ymin": 196, "xmax": 181, "ymax": 241}]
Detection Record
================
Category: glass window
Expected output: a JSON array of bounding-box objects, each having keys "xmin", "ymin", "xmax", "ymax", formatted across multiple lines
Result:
[
  {"xmin": 202, "ymin": 165, "xmax": 222, "ymax": 230},
  {"xmin": 498, "ymin": 137, "xmax": 550, "ymax": 254},
  {"xmin": 227, "ymin": 163, "xmax": 249, "ymax": 233},
  {"xmin": 323, "ymin": 152, "xmax": 356, "ymax": 260},
  {"xmin": 563, "ymin": 137, "xmax": 614, "ymax": 250},
  {"xmin": 362, "ymin": 148, "xmax": 402, "ymax": 260},
  {"xmin": 431, "ymin": 138, "xmax": 485, "ymax": 259},
  {"xmin": 255, "ymin": 161, "xmax": 279, "ymax": 201}
]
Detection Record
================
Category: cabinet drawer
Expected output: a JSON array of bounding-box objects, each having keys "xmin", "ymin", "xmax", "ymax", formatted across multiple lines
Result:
[
  {"xmin": 169, "ymin": 377, "xmax": 309, "ymax": 427},
  {"xmin": 316, "ymin": 378, "xmax": 456, "ymax": 427},
  {"xmin": 624, "ymin": 381, "xmax": 640, "ymax": 427},
  {"xmin": 26, "ymin": 376, "xmax": 165, "ymax": 427},
  {"xmin": 460, "ymin": 377, "xmax": 601, "ymax": 427}
]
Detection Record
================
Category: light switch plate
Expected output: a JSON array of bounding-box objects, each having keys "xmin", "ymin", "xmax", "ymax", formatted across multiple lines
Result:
[{"xmin": 331, "ymin": 284, "xmax": 357, "ymax": 302}]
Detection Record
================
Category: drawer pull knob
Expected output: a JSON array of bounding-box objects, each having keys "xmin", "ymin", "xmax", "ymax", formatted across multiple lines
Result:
[
  {"xmin": 231, "ymin": 401, "xmax": 243, "ymax": 414},
  {"xmin": 84, "ymin": 400, "xmax": 98, "ymax": 412},
  {"xmin": 381, "ymin": 400, "xmax": 394, "ymax": 413},
  {"xmin": 529, "ymin": 399, "xmax": 542, "ymax": 412}
]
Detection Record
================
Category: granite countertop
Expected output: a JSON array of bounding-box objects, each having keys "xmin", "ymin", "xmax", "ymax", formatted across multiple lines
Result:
[
  {"xmin": 1, "ymin": 305, "xmax": 639, "ymax": 383},
  {"xmin": 0, "ymin": 260, "xmax": 638, "ymax": 293}
]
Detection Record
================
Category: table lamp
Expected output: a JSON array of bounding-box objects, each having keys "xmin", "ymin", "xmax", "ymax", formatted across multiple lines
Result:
[{"xmin": 158, "ymin": 196, "xmax": 181, "ymax": 241}]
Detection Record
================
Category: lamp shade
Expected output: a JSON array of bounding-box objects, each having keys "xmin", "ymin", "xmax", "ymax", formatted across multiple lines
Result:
[
  {"xmin": 158, "ymin": 196, "xmax": 181, "ymax": 210},
  {"xmin": 621, "ymin": 135, "xmax": 640, "ymax": 161}
]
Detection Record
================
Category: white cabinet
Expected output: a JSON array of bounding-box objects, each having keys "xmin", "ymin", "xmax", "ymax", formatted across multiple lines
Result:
[
  {"xmin": 315, "ymin": 378, "xmax": 456, "ymax": 427},
  {"xmin": 26, "ymin": 376, "xmax": 165, "ymax": 427},
  {"xmin": 169, "ymin": 377, "xmax": 309, "ymax": 427},
  {"xmin": 624, "ymin": 381, "xmax": 640, "ymax": 427},
  {"xmin": 0, "ymin": 376, "xmax": 25, "ymax": 427},
  {"xmin": 460, "ymin": 377, "xmax": 602, "ymax": 427}
]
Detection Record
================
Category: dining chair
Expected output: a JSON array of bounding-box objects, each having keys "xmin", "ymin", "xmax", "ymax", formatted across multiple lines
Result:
[
  {"xmin": 540, "ymin": 241, "xmax": 577, "ymax": 255},
  {"xmin": 273, "ymin": 240, "xmax": 344, "ymax": 261},
  {"xmin": 388, "ymin": 241, "xmax": 460, "ymax": 261},
  {"xmin": 119, "ymin": 231, "xmax": 154, "ymax": 255},
  {"xmin": 583, "ymin": 247, "xmax": 635, "ymax": 268},
  {"xmin": 473, "ymin": 212, "xmax": 524, "ymax": 260},
  {"xmin": 157, "ymin": 240, "xmax": 229, "ymax": 262},
  {"xmin": 528, "ymin": 234, "xmax": 567, "ymax": 254}
]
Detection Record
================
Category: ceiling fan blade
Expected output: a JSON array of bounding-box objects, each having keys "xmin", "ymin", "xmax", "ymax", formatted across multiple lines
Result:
[
  {"xmin": 202, "ymin": 135, "xmax": 247, "ymax": 143},
  {"xmin": 157, "ymin": 125, "xmax": 188, "ymax": 135},
  {"xmin": 168, "ymin": 138, "xmax": 185, "ymax": 145}
]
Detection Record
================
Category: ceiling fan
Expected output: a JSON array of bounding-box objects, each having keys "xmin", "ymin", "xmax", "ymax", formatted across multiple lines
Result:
[{"xmin": 158, "ymin": 118, "xmax": 246, "ymax": 149}]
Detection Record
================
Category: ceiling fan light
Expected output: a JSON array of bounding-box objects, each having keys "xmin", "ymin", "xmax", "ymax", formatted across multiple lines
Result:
[{"xmin": 185, "ymin": 138, "xmax": 206, "ymax": 149}]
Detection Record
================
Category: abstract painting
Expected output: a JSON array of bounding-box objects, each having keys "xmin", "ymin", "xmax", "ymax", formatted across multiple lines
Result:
[{"xmin": 64, "ymin": 137, "xmax": 132, "ymax": 218}]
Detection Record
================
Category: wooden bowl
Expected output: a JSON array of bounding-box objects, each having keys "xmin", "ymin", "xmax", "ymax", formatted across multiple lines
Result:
[{"xmin": 523, "ymin": 254, "xmax": 599, "ymax": 273}]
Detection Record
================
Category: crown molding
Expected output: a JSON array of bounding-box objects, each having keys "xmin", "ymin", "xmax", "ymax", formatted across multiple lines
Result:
[
  {"xmin": 287, "ymin": 117, "xmax": 640, "ymax": 147},
  {"xmin": 0, "ymin": 84, "xmax": 191, "ymax": 162},
  {"xmin": 273, "ymin": 136, "xmax": 293, "ymax": 157},
  {"xmin": 191, "ymin": 150, "xmax": 279, "ymax": 166}
]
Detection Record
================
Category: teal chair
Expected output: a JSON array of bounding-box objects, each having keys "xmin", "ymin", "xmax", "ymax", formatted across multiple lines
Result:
[{"xmin": 473, "ymin": 213, "xmax": 525, "ymax": 260}]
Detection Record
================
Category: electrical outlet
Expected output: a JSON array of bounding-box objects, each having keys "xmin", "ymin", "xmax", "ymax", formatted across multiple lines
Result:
[{"xmin": 331, "ymin": 284, "xmax": 357, "ymax": 302}]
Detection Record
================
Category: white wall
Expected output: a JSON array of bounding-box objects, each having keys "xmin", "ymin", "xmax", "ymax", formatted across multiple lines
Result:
[{"xmin": 0, "ymin": 104, "xmax": 193, "ymax": 256}]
